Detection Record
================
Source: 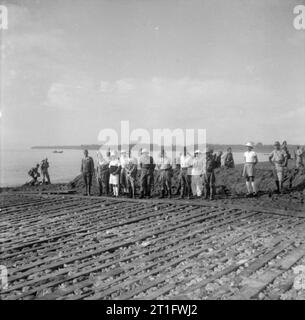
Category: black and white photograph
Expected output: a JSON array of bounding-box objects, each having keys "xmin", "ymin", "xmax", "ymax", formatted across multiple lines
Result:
[{"xmin": 0, "ymin": 0, "xmax": 305, "ymax": 306}]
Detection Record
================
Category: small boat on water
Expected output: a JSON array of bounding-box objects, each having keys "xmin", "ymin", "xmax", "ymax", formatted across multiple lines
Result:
[{"xmin": 53, "ymin": 150, "xmax": 64, "ymax": 154}]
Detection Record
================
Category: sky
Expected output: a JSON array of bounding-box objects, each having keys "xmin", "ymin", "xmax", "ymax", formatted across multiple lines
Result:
[{"xmin": 0, "ymin": 0, "xmax": 304, "ymax": 148}]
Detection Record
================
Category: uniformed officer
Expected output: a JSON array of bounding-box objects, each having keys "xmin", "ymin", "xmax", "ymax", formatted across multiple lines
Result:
[
  {"xmin": 139, "ymin": 149, "xmax": 155, "ymax": 199},
  {"xmin": 81, "ymin": 149, "xmax": 94, "ymax": 196}
]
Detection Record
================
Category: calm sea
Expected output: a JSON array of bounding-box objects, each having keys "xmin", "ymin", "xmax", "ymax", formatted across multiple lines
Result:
[{"xmin": 0, "ymin": 148, "xmax": 269, "ymax": 187}]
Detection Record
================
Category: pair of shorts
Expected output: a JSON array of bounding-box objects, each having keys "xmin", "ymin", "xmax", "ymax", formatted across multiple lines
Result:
[{"xmin": 243, "ymin": 163, "xmax": 255, "ymax": 178}]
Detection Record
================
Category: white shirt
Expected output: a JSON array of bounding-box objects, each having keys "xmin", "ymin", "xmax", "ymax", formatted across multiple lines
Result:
[
  {"xmin": 120, "ymin": 156, "xmax": 130, "ymax": 168},
  {"xmin": 180, "ymin": 155, "xmax": 192, "ymax": 168},
  {"xmin": 156, "ymin": 156, "xmax": 171, "ymax": 170},
  {"xmin": 244, "ymin": 151, "xmax": 257, "ymax": 163},
  {"xmin": 191, "ymin": 156, "xmax": 204, "ymax": 176}
]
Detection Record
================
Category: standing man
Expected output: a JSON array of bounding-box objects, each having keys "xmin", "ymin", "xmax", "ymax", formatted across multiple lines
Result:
[
  {"xmin": 243, "ymin": 142, "xmax": 258, "ymax": 197},
  {"xmin": 96, "ymin": 150, "xmax": 110, "ymax": 196},
  {"xmin": 269, "ymin": 141, "xmax": 287, "ymax": 194},
  {"xmin": 156, "ymin": 149, "xmax": 172, "ymax": 199},
  {"xmin": 204, "ymin": 147, "xmax": 217, "ymax": 200},
  {"xmin": 179, "ymin": 147, "xmax": 192, "ymax": 199},
  {"xmin": 119, "ymin": 150, "xmax": 129, "ymax": 195},
  {"xmin": 224, "ymin": 147, "xmax": 235, "ymax": 169},
  {"xmin": 81, "ymin": 149, "xmax": 94, "ymax": 196},
  {"xmin": 125, "ymin": 152, "xmax": 138, "ymax": 198},
  {"xmin": 139, "ymin": 149, "xmax": 155, "ymax": 199},
  {"xmin": 41, "ymin": 158, "xmax": 51, "ymax": 184},
  {"xmin": 191, "ymin": 150, "xmax": 204, "ymax": 198}
]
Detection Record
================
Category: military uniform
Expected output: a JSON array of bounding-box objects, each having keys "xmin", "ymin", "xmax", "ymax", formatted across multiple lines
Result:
[{"xmin": 139, "ymin": 153, "xmax": 155, "ymax": 198}]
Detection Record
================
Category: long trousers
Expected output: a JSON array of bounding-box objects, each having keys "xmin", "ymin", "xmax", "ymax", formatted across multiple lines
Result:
[
  {"xmin": 83, "ymin": 173, "xmax": 93, "ymax": 194},
  {"xmin": 204, "ymin": 171, "xmax": 216, "ymax": 198},
  {"xmin": 42, "ymin": 170, "xmax": 51, "ymax": 184},
  {"xmin": 191, "ymin": 175, "xmax": 203, "ymax": 197},
  {"xmin": 159, "ymin": 170, "xmax": 172, "ymax": 194},
  {"xmin": 179, "ymin": 168, "xmax": 191, "ymax": 197},
  {"xmin": 97, "ymin": 171, "xmax": 110, "ymax": 195},
  {"xmin": 140, "ymin": 169, "xmax": 154, "ymax": 196}
]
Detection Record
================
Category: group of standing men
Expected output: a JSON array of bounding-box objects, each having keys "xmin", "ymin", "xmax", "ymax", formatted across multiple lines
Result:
[{"xmin": 80, "ymin": 146, "xmax": 225, "ymax": 200}]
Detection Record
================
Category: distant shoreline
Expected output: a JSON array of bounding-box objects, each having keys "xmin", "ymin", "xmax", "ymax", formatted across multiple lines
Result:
[{"xmin": 30, "ymin": 144, "xmax": 299, "ymax": 153}]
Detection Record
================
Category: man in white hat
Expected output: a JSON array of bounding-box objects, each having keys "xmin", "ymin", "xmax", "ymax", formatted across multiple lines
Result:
[
  {"xmin": 139, "ymin": 148, "xmax": 155, "ymax": 198},
  {"xmin": 243, "ymin": 142, "xmax": 258, "ymax": 197},
  {"xmin": 191, "ymin": 150, "xmax": 204, "ymax": 198},
  {"xmin": 269, "ymin": 141, "xmax": 287, "ymax": 194}
]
